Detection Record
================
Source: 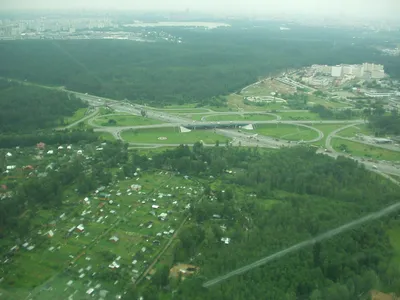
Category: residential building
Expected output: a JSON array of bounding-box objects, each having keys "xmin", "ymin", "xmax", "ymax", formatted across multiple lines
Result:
[{"xmin": 331, "ymin": 66, "xmax": 343, "ymax": 77}]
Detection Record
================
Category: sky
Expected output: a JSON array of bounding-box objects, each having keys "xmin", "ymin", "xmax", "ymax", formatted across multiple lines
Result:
[{"xmin": 0, "ymin": 0, "xmax": 399, "ymax": 19}]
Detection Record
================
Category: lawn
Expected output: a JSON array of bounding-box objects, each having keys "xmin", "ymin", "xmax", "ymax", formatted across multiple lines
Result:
[
  {"xmin": 311, "ymin": 124, "xmax": 351, "ymax": 147},
  {"xmin": 337, "ymin": 124, "xmax": 372, "ymax": 138},
  {"xmin": 161, "ymin": 109, "xmax": 211, "ymax": 114},
  {"xmin": 98, "ymin": 132, "xmax": 116, "ymax": 141},
  {"xmin": 276, "ymin": 111, "xmax": 321, "ymax": 121},
  {"xmin": 387, "ymin": 226, "xmax": 400, "ymax": 267},
  {"xmin": 250, "ymin": 124, "xmax": 319, "ymax": 142},
  {"xmin": 121, "ymin": 127, "xmax": 229, "ymax": 145},
  {"xmin": 92, "ymin": 115, "xmax": 163, "ymax": 127},
  {"xmin": 226, "ymin": 94, "xmax": 286, "ymax": 111},
  {"xmin": 332, "ymin": 138, "xmax": 400, "ymax": 161},
  {"xmin": 203, "ymin": 113, "xmax": 277, "ymax": 122},
  {"xmin": 63, "ymin": 108, "xmax": 88, "ymax": 125}
]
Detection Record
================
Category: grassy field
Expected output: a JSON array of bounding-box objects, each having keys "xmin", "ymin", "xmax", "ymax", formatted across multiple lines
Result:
[
  {"xmin": 332, "ymin": 138, "xmax": 400, "ymax": 161},
  {"xmin": 98, "ymin": 132, "xmax": 116, "ymax": 141},
  {"xmin": 311, "ymin": 124, "xmax": 350, "ymax": 147},
  {"xmin": 121, "ymin": 128, "xmax": 229, "ymax": 145},
  {"xmin": 226, "ymin": 94, "xmax": 286, "ymax": 111},
  {"xmin": 276, "ymin": 111, "xmax": 321, "ymax": 121},
  {"xmin": 160, "ymin": 109, "xmax": 211, "ymax": 114},
  {"xmin": 203, "ymin": 113, "xmax": 277, "ymax": 122},
  {"xmin": 1, "ymin": 170, "xmax": 203, "ymax": 300},
  {"xmin": 63, "ymin": 108, "xmax": 88, "ymax": 125},
  {"xmin": 92, "ymin": 115, "xmax": 163, "ymax": 127},
  {"xmin": 337, "ymin": 124, "xmax": 372, "ymax": 138},
  {"xmin": 387, "ymin": 226, "xmax": 400, "ymax": 268},
  {"xmin": 250, "ymin": 124, "xmax": 319, "ymax": 141}
]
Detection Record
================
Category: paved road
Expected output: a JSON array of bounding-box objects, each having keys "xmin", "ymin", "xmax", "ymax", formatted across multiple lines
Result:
[
  {"xmin": 60, "ymin": 107, "xmax": 99, "ymax": 129},
  {"xmin": 73, "ymin": 91, "xmax": 400, "ymax": 177},
  {"xmin": 335, "ymin": 136, "xmax": 400, "ymax": 153},
  {"xmin": 324, "ymin": 124, "xmax": 400, "ymax": 176}
]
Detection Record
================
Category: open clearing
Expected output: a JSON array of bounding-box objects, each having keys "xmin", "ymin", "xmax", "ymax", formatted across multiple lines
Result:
[
  {"xmin": 92, "ymin": 115, "xmax": 163, "ymax": 127},
  {"xmin": 1, "ymin": 170, "xmax": 203, "ymax": 300},
  {"xmin": 121, "ymin": 128, "xmax": 229, "ymax": 145},
  {"xmin": 337, "ymin": 124, "xmax": 372, "ymax": 138},
  {"xmin": 226, "ymin": 94, "xmax": 286, "ymax": 111},
  {"xmin": 99, "ymin": 132, "xmax": 116, "ymax": 141},
  {"xmin": 332, "ymin": 138, "xmax": 400, "ymax": 161},
  {"xmin": 276, "ymin": 111, "xmax": 321, "ymax": 121},
  {"xmin": 242, "ymin": 79, "xmax": 296, "ymax": 96},
  {"xmin": 203, "ymin": 113, "xmax": 277, "ymax": 122},
  {"xmin": 249, "ymin": 124, "xmax": 319, "ymax": 141},
  {"xmin": 63, "ymin": 108, "xmax": 88, "ymax": 125},
  {"xmin": 310, "ymin": 124, "xmax": 350, "ymax": 146}
]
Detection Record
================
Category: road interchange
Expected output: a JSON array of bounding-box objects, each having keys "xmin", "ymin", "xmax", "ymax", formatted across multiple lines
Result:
[{"xmin": 69, "ymin": 91, "xmax": 400, "ymax": 177}]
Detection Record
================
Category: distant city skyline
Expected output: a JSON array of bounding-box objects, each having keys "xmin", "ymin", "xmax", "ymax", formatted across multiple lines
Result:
[{"xmin": 0, "ymin": 0, "xmax": 399, "ymax": 20}]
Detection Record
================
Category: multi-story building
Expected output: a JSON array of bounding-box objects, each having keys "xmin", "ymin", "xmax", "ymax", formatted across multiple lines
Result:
[{"xmin": 331, "ymin": 65, "xmax": 343, "ymax": 77}]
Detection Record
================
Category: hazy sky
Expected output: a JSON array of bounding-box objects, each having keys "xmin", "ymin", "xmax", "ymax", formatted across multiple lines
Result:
[{"xmin": 1, "ymin": 0, "xmax": 399, "ymax": 19}]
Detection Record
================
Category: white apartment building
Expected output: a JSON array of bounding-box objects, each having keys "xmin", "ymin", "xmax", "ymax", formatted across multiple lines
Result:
[{"xmin": 331, "ymin": 66, "xmax": 343, "ymax": 77}]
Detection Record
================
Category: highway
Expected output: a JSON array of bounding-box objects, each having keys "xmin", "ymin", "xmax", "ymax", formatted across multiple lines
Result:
[{"xmin": 66, "ymin": 91, "xmax": 400, "ymax": 177}]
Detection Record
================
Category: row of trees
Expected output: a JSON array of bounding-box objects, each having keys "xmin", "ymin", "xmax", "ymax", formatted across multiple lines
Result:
[{"xmin": 120, "ymin": 144, "xmax": 400, "ymax": 300}]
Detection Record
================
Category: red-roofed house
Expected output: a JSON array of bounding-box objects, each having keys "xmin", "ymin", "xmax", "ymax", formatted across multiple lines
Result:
[{"xmin": 36, "ymin": 142, "xmax": 46, "ymax": 150}]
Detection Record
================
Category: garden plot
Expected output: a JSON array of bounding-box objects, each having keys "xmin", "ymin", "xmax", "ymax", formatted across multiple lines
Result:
[{"xmin": 0, "ymin": 170, "xmax": 203, "ymax": 300}]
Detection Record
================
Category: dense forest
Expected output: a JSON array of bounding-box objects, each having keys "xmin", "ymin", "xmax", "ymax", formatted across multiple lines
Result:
[
  {"xmin": 1, "ymin": 26, "xmax": 399, "ymax": 106},
  {"xmin": 0, "ymin": 79, "xmax": 87, "ymax": 133},
  {"xmin": 119, "ymin": 145, "xmax": 400, "ymax": 300}
]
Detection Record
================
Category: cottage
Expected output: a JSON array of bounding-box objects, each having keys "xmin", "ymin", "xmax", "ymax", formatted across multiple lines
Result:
[
  {"xmin": 221, "ymin": 237, "xmax": 231, "ymax": 245},
  {"xmin": 109, "ymin": 236, "xmax": 119, "ymax": 242},
  {"xmin": 159, "ymin": 212, "xmax": 168, "ymax": 219},
  {"xmin": 131, "ymin": 184, "xmax": 142, "ymax": 191},
  {"xmin": 6, "ymin": 152, "xmax": 12, "ymax": 157},
  {"xmin": 152, "ymin": 205, "xmax": 159, "ymax": 209},
  {"xmin": 77, "ymin": 150, "xmax": 83, "ymax": 155},
  {"xmin": 109, "ymin": 261, "xmax": 120, "ymax": 269},
  {"xmin": 58, "ymin": 146, "xmax": 64, "ymax": 150},
  {"xmin": 86, "ymin": 288, "xmax": 94, "ymax": 295},
  {"xmin": 36, "ymin": 142, "xmax": 46, "ymax": 149},
  {"xmin": 47, "ymin": 150, "xmax": 54, "ymax": 155},
  {"xmin": 48, "ymin": 230, "xmax": 54, "ymax": 238},
  {"xmin": 6, "ymin": 165, "xmax": 16, "ymax": 170},
  {"xmin": 76, "ymin": 224, "xmax": 85, "ymax": 232}
]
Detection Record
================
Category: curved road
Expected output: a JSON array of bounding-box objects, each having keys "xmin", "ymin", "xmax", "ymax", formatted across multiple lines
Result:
[{"xmin": 67, "ymin": 91, "xmax": 400, "ymax": 177}]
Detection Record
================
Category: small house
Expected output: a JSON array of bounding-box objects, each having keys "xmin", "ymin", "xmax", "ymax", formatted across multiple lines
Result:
[
  {"xmin": 221, "ymin": 237, "xmax": 230, "ymax": 245},
  {"xmin": 36, "ymin": 142, "xmax": 46, "ymax": 149},
  {"xmin": 131, "ymin": 184, "xmax": 141, "ymax": 191},
  {"xmin": 109, "ymin": 236, "xmax": 119, "ymax": 242},
  {"xmin": 48, "ymin": 230, "xmax": 54, "ymax": 238},
  {"xmin": 76, "ymin": 224, "xmax": 85, "ymax": 232},
  {"xmin": 159, "ymin": 212, "xmax": 168, "ymax": 219},
  {"xmin": 109, "ymin": 261, "xmax": 120, "ymax": 269}
]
